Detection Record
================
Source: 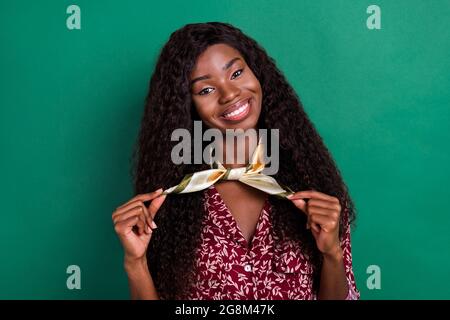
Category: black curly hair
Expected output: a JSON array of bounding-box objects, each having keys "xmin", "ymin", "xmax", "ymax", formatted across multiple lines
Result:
[{"xmin": 130, "ymin": 22, "xmax": 357, "ymax": 299}]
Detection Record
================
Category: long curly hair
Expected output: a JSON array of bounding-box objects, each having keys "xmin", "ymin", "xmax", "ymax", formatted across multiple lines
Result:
[{"xmin": 130, "ymin": 22, "xmax": 356, "ymax": 299}]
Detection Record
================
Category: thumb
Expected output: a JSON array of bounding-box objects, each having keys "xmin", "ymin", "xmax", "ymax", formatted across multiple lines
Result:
[
  {"xmin": 147, "ymin": 194, "xmax": 167, "ymax": 219},
  {"xmin": 291, "ymin": 199, "xmax": 307, "ymax": 213}
]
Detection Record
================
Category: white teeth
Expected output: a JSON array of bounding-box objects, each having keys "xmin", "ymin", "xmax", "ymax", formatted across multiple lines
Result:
[{"xmin": 223, "ymin": 101, "xmax": 249, "ymax": 118}]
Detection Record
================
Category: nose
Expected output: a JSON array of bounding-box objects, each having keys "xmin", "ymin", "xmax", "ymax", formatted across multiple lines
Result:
[{"xmin": 218, "ymin": 82, "xmax": 241, "ymax": 105}]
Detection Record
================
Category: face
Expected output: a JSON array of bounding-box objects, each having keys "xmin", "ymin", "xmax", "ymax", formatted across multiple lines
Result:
[{"xmin": 190, "ymin": 44, "xmax": 263, "ymax": 132}]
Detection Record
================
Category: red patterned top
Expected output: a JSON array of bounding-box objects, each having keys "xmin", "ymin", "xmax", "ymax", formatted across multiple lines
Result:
[{"xmin": 183, "ymin": 185, "xmax": 360, "ymax": 300}]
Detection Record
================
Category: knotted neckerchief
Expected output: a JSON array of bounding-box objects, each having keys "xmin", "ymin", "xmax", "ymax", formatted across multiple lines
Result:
[{"xmin": 162, "ymin": 139, "xmax": 294, "ymax": 199}]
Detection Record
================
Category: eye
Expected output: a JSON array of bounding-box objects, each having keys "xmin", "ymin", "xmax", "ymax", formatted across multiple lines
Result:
[
  {"xmin": 196, "ymin": 69, "xmax": 244, "ymax": 95},
  {"xmin": 231, "ymin": 69, "xmax": 243, "ymax": 80},
  {"xmin": 198, "ymin": 87, "xmax": 214, "ymax": 95}
]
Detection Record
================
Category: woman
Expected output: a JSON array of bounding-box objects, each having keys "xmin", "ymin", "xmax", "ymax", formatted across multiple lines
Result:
[{"xmin": 112, "ymin": 22, "xmax": 359, "ymax": 300}]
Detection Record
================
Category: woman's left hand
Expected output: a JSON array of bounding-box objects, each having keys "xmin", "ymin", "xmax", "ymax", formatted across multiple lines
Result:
[{"xmin": 287, "ymin": 190, "xmax": 342, "ymax": 257}]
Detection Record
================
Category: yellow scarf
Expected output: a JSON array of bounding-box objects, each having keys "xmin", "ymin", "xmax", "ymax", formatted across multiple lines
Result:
[{"xmin": 162, "ymin": 139, "xmax": 294, "ymax": 199}]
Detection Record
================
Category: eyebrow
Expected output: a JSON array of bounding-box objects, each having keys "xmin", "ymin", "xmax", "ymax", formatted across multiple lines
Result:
[{"xmin": 190, "ymin": 57, "xmax": 242, "ymax": 86}]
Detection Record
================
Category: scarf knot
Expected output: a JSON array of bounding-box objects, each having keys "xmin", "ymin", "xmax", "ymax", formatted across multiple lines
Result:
[{"xmin": 162, "ymin": 137, "xmax": 294, "ymax": 199}]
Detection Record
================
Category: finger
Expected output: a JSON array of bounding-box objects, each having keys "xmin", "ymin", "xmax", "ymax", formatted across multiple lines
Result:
[
  {"xmin": 288, "ymin": 190, "xmax": 339, "ymax": 203},
  {"xmin": 304, "ymin": 209, "xmax": 319, "ymax": 232},
  {"xmin": 310, "ymin": 223, "xmax": 321, "ymax": 235},
  {"xmin": 114, "ymin": 216, "xmax": 139, "ymax": 236},
  {"xmin": 136, "ymin": 206, "xmax": 151, "ymax": 234},
  {"xmin": 114, "ymin": 201, "xmax": 152, "ymax": 226},
  {"xmin": 113, "ymin": 204, "xmax": 150, "ymax": 229},
  {"xmin": 112, "ymin": 200, "xmax": 145, "ymax": 220},
  {"xmin": 117, "ymin": 206, "xmax": 153, "ymax": 234},
  {"xmin": 115, "ymin": 203, "xmax": 157, "ymax": 232},
  {"xmin": 290, "ymin": 198, "xmax": 310, "ymax": 226},
  {"xmin": 114, "ymin": 188, "xmax": 164, "ymax": 215},
  {"xmin": 113, "ymin": 204, "xmax": 141, "ymax": 223},
  {"xmin": 290, "ymin": 198, "xmax": 307, "ymax": 213},
  {"xmin": 290, "ymin": 199, "xmax": 320, "ymax": 229},
  {"xmin": 309, "ymin": 214, "xmax": 338, "ymax": 233},
  {"xmin": 136, "ymin": 212, "xmax": 155, "ymax": 234},
  {"xmin": 142, "ymin": 203, "xmax": 158, "ymax": 230},
  {"xmin": 306, "ymin": 216, "xmax": 313, "ymax": 230},
  {"xmin": 307, "ymin": 199, "xmax": 341, "ymax": 211},
  {"xmin": 148, "ymin": 194, "xmax": 167, "ymax": 219},
  {"xmin": 113, "ymin": 197, "xmax": 154, "ymax": 220},
  {"xmin": 307, "ymin": 206, "xmax": 340, "ymax": 220},
  {"xmin": 306, "ymin": 212, "xmax": 315, "ymax": 231},
  {"xmin": 135, "ymin": 219, "xmax": 146, "ymax": 236}
]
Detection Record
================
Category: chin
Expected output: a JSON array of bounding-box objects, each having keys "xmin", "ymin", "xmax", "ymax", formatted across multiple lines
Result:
[{"xmin": 218, "ymin": 120, "xmax": 258, "ymax": 132}]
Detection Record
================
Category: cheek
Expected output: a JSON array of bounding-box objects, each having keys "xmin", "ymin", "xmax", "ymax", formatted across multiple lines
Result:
[
  {"xmin": 248, "ymin": 79, "xmax": 263, "ymax": 108},
  {"xmin": 247, "ymin": 74, "xmax": 262, "ymax": 96},
  {"xmin": 194, "ymin": 100, "xmax": 215, "ymax": 121}
]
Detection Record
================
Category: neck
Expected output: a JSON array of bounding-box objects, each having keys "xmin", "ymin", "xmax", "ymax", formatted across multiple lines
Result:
[{"xmin": 217, "ymin": 132, "xmax": 259, "ymax": 169}]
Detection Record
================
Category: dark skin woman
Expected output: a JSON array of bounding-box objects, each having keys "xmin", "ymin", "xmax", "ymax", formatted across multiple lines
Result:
[{"xmin": 112, "ymin": 22, "xmax": 357, "ymax": 300}]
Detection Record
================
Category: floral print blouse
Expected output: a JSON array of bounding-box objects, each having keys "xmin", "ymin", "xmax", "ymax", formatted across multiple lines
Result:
[{"xmin": 183, "ymin": 185, "xmax": 360, "ymax": 300}]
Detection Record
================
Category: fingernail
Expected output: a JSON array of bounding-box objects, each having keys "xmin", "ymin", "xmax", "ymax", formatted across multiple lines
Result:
[
  {"xmin": 146, "ymin": 225, "xmax": 151, "ymax": 233},
  {"xmin": 151, "ymin": 221, "xmax": 157, "ymax": 229},
  {"xmin": 286, "ymin": 194, "xmax": 293, "ymax": 199}
]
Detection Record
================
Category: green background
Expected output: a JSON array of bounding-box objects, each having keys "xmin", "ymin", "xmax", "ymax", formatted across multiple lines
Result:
[{"xmin": 1, "ymin": 0, "xmax": 449, "ymax": 299}]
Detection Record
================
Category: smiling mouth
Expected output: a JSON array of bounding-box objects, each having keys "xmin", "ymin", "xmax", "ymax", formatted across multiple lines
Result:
[{"xmin": 220, "ymin": 98, "xmax": 252, "ymax": 121}]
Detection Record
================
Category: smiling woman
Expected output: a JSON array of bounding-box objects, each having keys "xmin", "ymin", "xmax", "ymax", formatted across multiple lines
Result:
[
  {"xmin": 112, "ymin": 22, "xmax": 360, "ymax": 300},
  {"xmin": 190, "ymin": 44, "xmax": 262, "ymax": 131}
]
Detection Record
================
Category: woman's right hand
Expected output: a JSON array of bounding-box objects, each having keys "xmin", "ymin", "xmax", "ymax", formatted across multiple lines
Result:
[{"xmin": 112, "ymin": 188, "xmax": 167, "ymax": 263}]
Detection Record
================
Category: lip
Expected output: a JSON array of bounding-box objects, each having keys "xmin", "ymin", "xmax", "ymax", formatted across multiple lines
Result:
[{"xmin": 220, "ymin": 98, "xmax": 252, "ymax": 122}]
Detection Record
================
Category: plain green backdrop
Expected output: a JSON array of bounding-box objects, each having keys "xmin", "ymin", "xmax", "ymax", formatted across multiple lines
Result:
[{"xmin": 1, "ymin": 0, "xmax": 449, "ymax": 299}]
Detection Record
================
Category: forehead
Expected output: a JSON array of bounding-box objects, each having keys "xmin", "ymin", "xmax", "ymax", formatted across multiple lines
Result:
[{"xmin": 191, "ymin": 44, "xmax": 244, "ymax": 74}]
